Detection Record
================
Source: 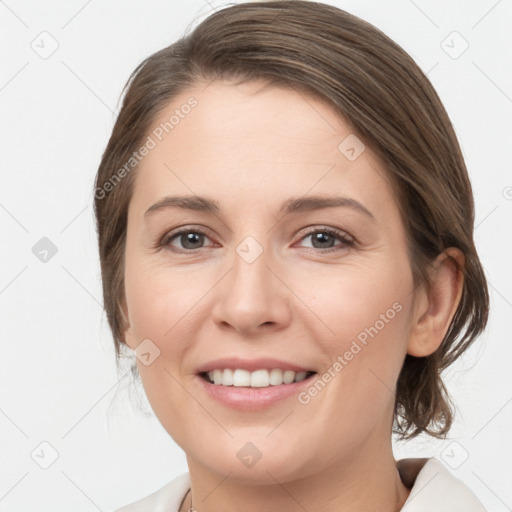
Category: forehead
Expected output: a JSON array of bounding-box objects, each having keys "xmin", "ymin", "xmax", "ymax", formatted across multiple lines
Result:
[
  {"xmin": 130, "ymin": 79, "xmax": 398, "ymax": 219},
  {"xmin": 150, "ymin": 79, "xmax": 355, "ymax": 158}
]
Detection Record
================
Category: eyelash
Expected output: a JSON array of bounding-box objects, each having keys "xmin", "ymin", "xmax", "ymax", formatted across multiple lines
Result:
[{"xmin": 159, "ymin": 225, "xmax": 355, "ymax": 254}]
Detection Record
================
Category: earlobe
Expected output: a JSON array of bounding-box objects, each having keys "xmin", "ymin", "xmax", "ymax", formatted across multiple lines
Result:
[
  {"xmin": 119, "ymin": 301, "xmax": 136, "ymax": 351},
  {"xmin": 123, "ymin": 325, "xmax": 135, "ymax": 351},
  {"xmin": 406, "ymin": 248, "xmax": 465, "ymax": 357}
]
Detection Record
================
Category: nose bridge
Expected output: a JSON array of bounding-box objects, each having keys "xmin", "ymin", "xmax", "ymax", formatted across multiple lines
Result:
[
  {"xmin": 212, "ymin": 231, "xmax": 290, "ymax": 332},
  {"xmin": 230, "ymin": 233, "xmax": 276, "ymax": 306},
  {"xmin": 235, "ymin": 233, "xmax": 271, "ymax": 288}
]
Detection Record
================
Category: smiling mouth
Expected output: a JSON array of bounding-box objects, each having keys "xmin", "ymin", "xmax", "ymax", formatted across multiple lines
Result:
[{"xmin": 199, "ymin": 368, "xmax": 317, "ymax": 388}]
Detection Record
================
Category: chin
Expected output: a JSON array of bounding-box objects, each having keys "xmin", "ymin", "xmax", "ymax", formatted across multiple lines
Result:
[{"xmin": 184, "ymin": 435, "xmax": 319, "ymax": 486}]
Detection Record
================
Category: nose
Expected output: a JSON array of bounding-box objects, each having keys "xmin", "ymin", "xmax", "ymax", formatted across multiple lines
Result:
[{"xmin": 211, "ymin": 240, "xmax": 292, "ymax": 336}]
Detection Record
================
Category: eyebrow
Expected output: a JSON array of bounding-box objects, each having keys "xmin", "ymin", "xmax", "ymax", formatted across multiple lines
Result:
[{"xmin": 144, "ymin": 194, "xmax": 375, "ymax": 219}]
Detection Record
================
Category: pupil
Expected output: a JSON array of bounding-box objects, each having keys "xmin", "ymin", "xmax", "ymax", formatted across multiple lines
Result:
[
  {"xmin": 182, "ymin": 232, "xmax": 203, "ymax": 249},
  {"xmin": 313, "ymin": 232, "xmax": 334, "ymax": 248}
]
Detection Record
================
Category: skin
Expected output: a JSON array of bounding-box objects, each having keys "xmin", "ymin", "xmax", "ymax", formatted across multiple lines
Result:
[{"xmin": 122, "ymin": 79, "xmax": 464, "ymax": 512}]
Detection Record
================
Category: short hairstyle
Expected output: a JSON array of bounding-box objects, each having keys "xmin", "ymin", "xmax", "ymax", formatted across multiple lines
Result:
[{"xmin": 94, "ymin": 0, "xmax": 489, "ymax": 440}]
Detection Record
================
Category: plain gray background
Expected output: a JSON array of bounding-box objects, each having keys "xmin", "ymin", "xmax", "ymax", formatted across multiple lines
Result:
[{"xmin": 1, "ymin": 0, "xmax": 511, "ymax": 510}]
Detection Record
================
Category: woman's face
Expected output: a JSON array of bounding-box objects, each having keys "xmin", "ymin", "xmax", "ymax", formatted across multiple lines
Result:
[{"xmin": 123, "ymin": 79, "xmax": 419, "ymax": 483}]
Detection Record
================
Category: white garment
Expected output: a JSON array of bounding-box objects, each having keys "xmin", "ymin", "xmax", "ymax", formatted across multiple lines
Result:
[{"xmin": 114, "ymin": 457, "xmax": 486, "ymax": 511}]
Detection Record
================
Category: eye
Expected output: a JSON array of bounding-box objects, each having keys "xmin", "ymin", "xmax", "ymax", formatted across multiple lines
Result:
[
  {"xmin": 160, "ymin": 227, "xmax": 215, "ymax": 252},
  {"xmin": 159, "ymin": 225, "xmax": 355, "ymax": 254},
  {"xmin": 296, "ymin": 227, "xmax": 355, "ymax": 253}
]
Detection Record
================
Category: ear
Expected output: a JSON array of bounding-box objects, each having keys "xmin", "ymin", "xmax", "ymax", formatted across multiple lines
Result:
[{"xmin": 407, "ymin": 248, "xmax": 465, "ymax": 357}]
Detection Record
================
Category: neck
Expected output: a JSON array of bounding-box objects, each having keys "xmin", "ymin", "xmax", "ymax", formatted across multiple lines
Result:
[{"xmin": 181, "ymin": 439, "xmax": 411, "ymax": 512}]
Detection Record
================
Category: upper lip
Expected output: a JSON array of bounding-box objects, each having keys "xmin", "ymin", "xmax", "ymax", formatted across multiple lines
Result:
[{"xmin": 195, "ymin": 357, "xmax": 315, "ymax": 374}]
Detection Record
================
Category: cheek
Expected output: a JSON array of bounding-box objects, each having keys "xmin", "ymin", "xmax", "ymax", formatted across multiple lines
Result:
[
  {"xmin": 292, "ymin": 257, "xmax": 413, "ymax": 390},
  {"xmin": 288, "ymin": 267, "xmax": 412, "ymax": 449},
  {"xmin": 123, "ymin": 260, "xmax": 209, "ymax": 443},
  {"xmin": 123, "ymin": 257, "xmax": 220, "ymax": 429},
  {"xmin": 124, "ymin": 255, "xmax": 208, "ymax": 349},
  {"xmin": 297, "ymin": 256, "xmax": 410, "ymax": 338}
]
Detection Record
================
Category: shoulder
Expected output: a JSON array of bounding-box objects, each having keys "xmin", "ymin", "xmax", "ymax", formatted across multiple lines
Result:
[
  {"xmin": 113, "ymin": 472, "xmax": 190, "ymax": 512},
  {"xmin": 400, "ymin": 457, "xmax": 487, "ymax": 511}
]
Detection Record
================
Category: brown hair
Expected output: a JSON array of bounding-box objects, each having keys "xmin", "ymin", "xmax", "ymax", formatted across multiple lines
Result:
[{"xmin": 94, "ymin": 0, "xmax": 489, "ymax": 440}]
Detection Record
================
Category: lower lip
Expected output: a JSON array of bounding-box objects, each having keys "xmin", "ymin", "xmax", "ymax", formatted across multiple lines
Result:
[{"xmin": 195, "ymin": 374, "xmax": 316, "ymax": 411}]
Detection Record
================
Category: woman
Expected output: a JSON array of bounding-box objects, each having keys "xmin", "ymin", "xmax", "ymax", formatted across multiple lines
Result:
[{"xmin": 94, "ymin": 1, "xmax": 489, "ymax": 510}]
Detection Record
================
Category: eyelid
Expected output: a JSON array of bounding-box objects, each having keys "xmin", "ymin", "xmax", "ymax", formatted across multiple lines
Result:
[
  {"xmin": 297, "ymin": 225, "xmax": 354, "ymax": 242},
  {"xmin": 158, "ymin": 224, "xmax": 217, "ymax": 249},
  {"xmin": 293, "ymin": 225, "xmax": 355, "ymax": 252}
]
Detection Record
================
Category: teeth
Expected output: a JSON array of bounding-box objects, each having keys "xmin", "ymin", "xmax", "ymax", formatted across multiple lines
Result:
[
  {"xmin": 250, "ymin": 369, "xmax": 270, "ymax": 387},
  {"xmin": 206, "ymin": 369, "xmax": 311, "ymax": 387},
  {"xmin": 221, "ymin": 368, "xmax": 233, "ymax": 386}
]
